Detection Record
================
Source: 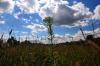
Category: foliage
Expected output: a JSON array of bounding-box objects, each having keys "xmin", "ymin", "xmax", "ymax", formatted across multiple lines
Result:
[
  {"xmin": 7, "ymin": 36, "xmax": 19, "ymax": 47},
  {"xmin": 86, "ymin": 35, "xmax": 94, "ymax": 40}
]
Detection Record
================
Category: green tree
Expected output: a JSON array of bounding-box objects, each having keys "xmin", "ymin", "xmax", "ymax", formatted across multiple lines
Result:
[{"xmin": 43, "ymin": 17, "xmax": 54, "ymax": 44}]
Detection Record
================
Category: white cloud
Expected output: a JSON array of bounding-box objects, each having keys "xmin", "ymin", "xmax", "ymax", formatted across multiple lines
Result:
[
  {"xmin": 53, "ymin": 4, "xmax": 78, "ymax": 25},
  {"xmin": 0, "ymin": 0, "xmax": 93, "ymax": 27},
  {"xmin": 13, "ymin": 0, "xmax": 96, "ymax": 28},
  {"xmin": 14, "ymin": 12, "xmax": 21, "ymax": 19},
  {"xmin": 73, "ymin": 28, "xmax": 100, "ymax": 41},
  {"xmin": 39, "ymin": 33, "xmax": 73, "ymax": 44},
  {"xmin": 73, "ymin": 30, "xmax": 88, "ymax": 41},
  {"xmin": 39, "ymin": 0, "xmax": 69, "ymax": 18},
  {"xmin": 52, "ymin": 33, "xmax": 73, "ymax": 43},
  {"xmin": 71, "ymin": 2, "xmax": 92, "ymax": 18},
  {"xmin": 0, "ymin": 0, "xmax": 14, "ymax": 13},
  {"xmin": 53, "ymin": 2, "xmax": 92, "ymax": 25},
  {"xmin": 60, "ymin": 19, "xmax": 89, "ymax": 28},
  {"xmin": 73, "ymin": 20, "xmax": 89, "ymax": 27},
  {"xmin": 0, "ymin": 32, "xmax": 9, "ymax": 42},
  {"xmin": 24, "ymin": 23, "xmax": 47, "ymax": 33},
  {"xmin": 53, "ymin": 34, "xmax": 65, "ymax": 43},
  {"xmin": 0, "ymin": 21, "xmax": 5, "ymax": 24},
  {"xmin": 94, "ymin": 28, "xmax": 100, "ymax": 34},
  {"xmin": 16, "ymin": 0, "xmax": 40, "ymax": 13},
  {"xmin": 39, "ymin": 2, "xmax": 92, "ymax": 26},
  {"xmin": 39, "ymin": 5, "xmax": 54, "ymax": 19},
  {"xmin": 0, "ymin": 16, "xmax": 5, "ymax": 24},
  {"xmin": 92, "ymin": 5, "xmax": 100, "ymax": 20}
]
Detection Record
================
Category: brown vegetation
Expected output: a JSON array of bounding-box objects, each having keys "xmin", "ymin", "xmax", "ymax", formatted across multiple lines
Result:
[{"xmin": 0, "ymin": 35, "xmax": 100, "ymax": 66}]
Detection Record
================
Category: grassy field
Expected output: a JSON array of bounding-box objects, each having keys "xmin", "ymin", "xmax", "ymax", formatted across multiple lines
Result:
[{"xmin": 0, "ymin": 42, "xmax": 100, "ymax": 66}]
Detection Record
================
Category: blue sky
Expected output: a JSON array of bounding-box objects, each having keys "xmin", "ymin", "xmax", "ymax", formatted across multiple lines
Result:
[
  {"xmin": 0, "ymin": 0, "xmax": 100, "ymax": 43},
  {"xmin": 68, "ymin": 0, "xmax": 100, "ymax": 10}
]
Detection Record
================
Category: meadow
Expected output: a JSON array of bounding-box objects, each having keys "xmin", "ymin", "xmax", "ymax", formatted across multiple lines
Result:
[{"xmin": 0, "ymin": 36, "xmax": 100, "ymax": 66}]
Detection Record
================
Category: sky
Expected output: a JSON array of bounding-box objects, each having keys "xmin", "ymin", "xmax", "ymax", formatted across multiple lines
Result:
[{"xmin": 0, "ymin": 0, "xmax": 100, "ymax": 43}]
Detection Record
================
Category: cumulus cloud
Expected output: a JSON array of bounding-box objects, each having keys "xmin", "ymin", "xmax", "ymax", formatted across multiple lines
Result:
[
  {"xmin": 15, "ymin": 0, "xmax": 68, "ymax": 14},
  {"xmin": 38, "ymin": 0, "xmax": 68, "ymax": 18},
  {"xmin": 83, "ymin": 28, "xmax": 100, "ymax": 38},
  {"xmin": 53, "ymin": 2, "xmax": 92, "ymax": 25},
  {"xmin": 60, "ymin": 18, "xmax": 89, "ymax": 28},
  {"xmin": 50, "ymin": 28, "xmax": 100, "ymax": 42},
  {"xmin": 71, "ymin": 2, "xmax": 92, "ymax": 18},
  {"xmin": 16, "ymin": 0, "xmax": 40, "ymax": 13},
  {"xmin": 51, "ymin": 33, "xmax": 73, "ymax": 43},
  {"xmin": 92, "ymin": 5, "xmax": 100, "ymax": 20},
  {"xmin": 72, "ymin": 30, "xmax": 93, "ymax": 41},
  {"xmin": 39, "ymin": 1, "xmax": 92, "ymax": 26},
  {"xmin": 73, "ymin": 20, "xmax": 89, "ymax": 27},
  {"xmin": 0, "ymin": 0, "xmax": 14, "ymax": 13},
  {"xmin": 94, "ymin": 28, "xmax": 100, "ymax": 37},
  {"xmin": 73, "ymin": 28, "xmax": 100, "ymax": 41},
  {"xmin": 24, "ymin": 23, "xmax": 47, "ymax": 33},
  {"xmin": 38, "ymin": 33, "xmax": 73, "ymax": 44},
  {"xmin": 53, "ymin": 4, "xmax": 78, "ymax": 25},
  {"xmin": 39, "ymin": 5, "xmax": 54, "ymax": 19},
  {"xmin": 14, "ymin": 0, "xmax": 95, "ymax": 27},
  {"xmin": 0, "ymin": 0, "xmax": 93, "ymax": 27}
]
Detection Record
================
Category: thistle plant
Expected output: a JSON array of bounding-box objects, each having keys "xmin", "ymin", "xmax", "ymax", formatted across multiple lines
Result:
[{"xmin": 43, "ymin": 16, "xmax": 54, "ymax": 44}]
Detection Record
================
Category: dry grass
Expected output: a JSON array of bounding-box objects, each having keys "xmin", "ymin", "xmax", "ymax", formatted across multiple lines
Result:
[{"xmin": 0, "ymin": 39, "xmax": 100, "ymax": 66}]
